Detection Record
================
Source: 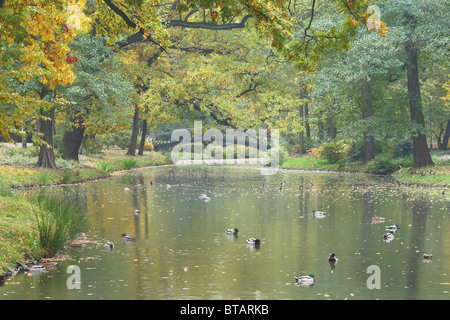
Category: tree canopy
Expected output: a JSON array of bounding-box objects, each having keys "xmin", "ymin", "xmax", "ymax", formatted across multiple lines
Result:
[{"xmin": 0, "ymin": 0, "xmax": 447, "ymax": 168}]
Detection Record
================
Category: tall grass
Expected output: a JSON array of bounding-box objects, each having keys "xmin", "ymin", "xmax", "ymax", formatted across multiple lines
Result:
[
  {"xmin": 96, "ymin": 160, "xmax": 114, "ymax": 173},
  {"xmin": 121, "ymin": 158, "xmax": 137, "ymax": 170},
  {"xmin": 32, "ymin": 192, "xmax": 86, "ymax": 257}
]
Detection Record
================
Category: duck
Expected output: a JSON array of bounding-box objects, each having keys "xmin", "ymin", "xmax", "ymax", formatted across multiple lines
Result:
[
  {"xmin": 295, "ymin": 274, "xmax": 316, "ymax": 285},
  {"xmin": 134, "ymin": 209, "xmax": 141, "ymax": 216},
  {"xmin": 328, "ymin": 253, "xmax": 338, "ymax": 263},
  {"xmin": 104, "ymin": 241, "xmax": 114, "ymax": 249},
  {"xmin": 312, "ymin": 210, "xmax": 325, "ymax": 218},
  {"xmin": 122, "ymin": 234, "xmax": 136, "ymax": 241},
  {"xmin": 385, "ymin": 224, "xmax": 400, "ymax": 231},
  {"xmin": 383, "ymin": 230, "xmax": 394, "ymax": 240},
  {"xmin": 41, "ymin": 262, "xmax": 57, "ymax": 269},
  {"xmin": 246, "ymin": 238, "xmax": 261, "ymax": 245},
  {"xmin": 371, "ymin": 216, "xmax": 385, "ymax": 224},
  {"xmin": 27, "ymin": 265, "xmax": 46, "ymax": 273},
  {"xmin": 422, "ymin": 252, "xmax": 433, "ymax": 260},
  {"xmin": 226, "ymin": 228, "xmax": 239, "ymax": 236},
  {"xmin": 199, "ymin": 194, "xmax": 210, "ymax": 201}
]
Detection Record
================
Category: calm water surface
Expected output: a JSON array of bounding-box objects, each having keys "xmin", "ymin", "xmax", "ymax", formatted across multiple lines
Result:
[{"xmin": 1, "ymin": 166, "xmax": 449, "ymax": 300}]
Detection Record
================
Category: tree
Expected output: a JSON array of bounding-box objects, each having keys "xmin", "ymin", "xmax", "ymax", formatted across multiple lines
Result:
[
  {"xmin": 311, "ymin": 25, "xmax": 402, "ymax": 157},
  {"xmin": 381, "ymin": 0, "xmax": 448, "ymax": 167},
  {"xmin": 60, "ymin": 34, "xmax": 135, "ymax": 160},
  {"xmin": 0, "ymin": 0, "xmax": 88, "ymax": 147}
]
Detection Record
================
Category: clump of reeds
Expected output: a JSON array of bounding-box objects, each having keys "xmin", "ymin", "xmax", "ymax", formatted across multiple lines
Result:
[{"xmin": 32, "ymin": 192, "xmax": 86, "ymax": 257}]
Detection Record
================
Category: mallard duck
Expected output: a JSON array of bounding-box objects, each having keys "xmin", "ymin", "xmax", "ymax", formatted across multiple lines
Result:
[
  {"xmin": 383, "ymin": 230, "xmax": 394, "ymax": 239},
  {"xmin": 40, "ymin": 262, "xmax": 57, "ymax": 270},
  {"xmin": 312, "ymin": 210, "xmax": 325, "ymax": 218},
  {"xmin": 104, "ymin": 241, "xmax": 114, "ymax": 249},
  {"xmin": 422, "ymin": 252, "xmax": 433, "ymax": 260},
  {"xmin": 122, "ymin": 234, "xmax": 136, "ymax": 241},
  {"xmin": 134, "ymin": 209, "xmax": 141, "ymax": 216},
  {"xmin": 246, "ymin": 238, "xmax": 261, "ymax": 245},
  {"xmin": 386, "ymin": 224, "xmax": 400, "ymax": 231},
  {"xmin": 27, "ymin": 265, "xmax": 45, "ymax": 273},
  {"xmin": 226, "ymin": 228, "xmax": 239, "ymax": 235},
  {"xmin": 372, "ymin": 216, "xmax": 385, "ymax": 224},
  {"xmin": 328, "ymin": 253, "xmax": 338, "ymax": 263},
  {"xmin": 295, "ymin": 274, "xmax": 316, "ymax": 285}
]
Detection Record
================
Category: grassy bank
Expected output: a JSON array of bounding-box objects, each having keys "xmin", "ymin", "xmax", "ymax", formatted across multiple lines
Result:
[
  {"xmin": 281, "ymin": 157, "xmax": 364, "ymax": 172},
  {"xmin": 0, "ymin": 146, "xmax": 170, "ymax": 278},
  {"xmin": 393, "ymin": 166, "xmax": 450, "ymax": 187},
  {"xmin": 282, "ymin": 157, "xmax": 450, "ymax": 188},
  {"xmin": 0, "ymin": 196, "xmax": 46, "ymax": 276},
  {"xmin": 0, "ymin": 148, "xmax": 169, "ymax": 190}
]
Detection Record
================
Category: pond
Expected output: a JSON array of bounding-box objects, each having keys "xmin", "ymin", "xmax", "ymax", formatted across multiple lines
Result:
[{"xmin": 1, "ymin": 166, "xmax": 449, "ymax": 300}]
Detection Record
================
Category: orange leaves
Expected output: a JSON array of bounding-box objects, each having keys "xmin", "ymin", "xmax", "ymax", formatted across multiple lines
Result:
[{"xmin": 66, "ymin": 51, "xmax": 79, "ymax": 65}]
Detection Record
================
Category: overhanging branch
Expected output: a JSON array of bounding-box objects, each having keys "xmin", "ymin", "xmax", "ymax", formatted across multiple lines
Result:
[{"xmin": 168, "ymin": 15, "xmax": 252, "ymax": 30}]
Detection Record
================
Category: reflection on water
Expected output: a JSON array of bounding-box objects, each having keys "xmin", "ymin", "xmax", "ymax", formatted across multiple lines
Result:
[{"xmin": 1, "ymin": 166, "xmax": 449, "ymax": 300}]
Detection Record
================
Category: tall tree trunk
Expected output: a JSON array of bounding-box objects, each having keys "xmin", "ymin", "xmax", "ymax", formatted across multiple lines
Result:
[
  {"xmin": 405, "ymin": 44, "xmax": 434, "ymax": 168},
  {"xmin": 441, "ymin": 120, "xmax": 450, "ymax": 151},
  {"xmin": 36, "ymin": 86, "xmax": 57, "ymax": 169},
  {"xmin": 36, "ymin": 109, "xmax": 57, "ymax": 169},
  {"xmin": 361, "ymin": 81, "xmax": 376, "ymax": 162},
  {"xmin": 126, "ymin": 106, "xmax": 140, "ymax": 156},
  {"xmin": 299, "ymin": 102, "xmax": 305, "ymax": 155},
  {"xmin": 327, "ymin": 118, "xmax": 337, "ymax": 139},
  {"xmin": 21, "ymin": 126, "xmax": 27, "ymax": 149},
  {"xmin": 63, "ymin": 116, "xmax": 86, "ymax": 161},
  {"xmin": 138, "ymin": 120, "xmax": 147, "ymax": 156},
  {"xmin": 305, "ymin": 102, "xmax": 310, "ymax": 140}
]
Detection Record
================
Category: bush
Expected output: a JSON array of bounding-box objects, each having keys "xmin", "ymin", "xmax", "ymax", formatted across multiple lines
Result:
[
  {"xmin": 144, "ymin": 142, "xmax": 154, "ymax": 152},
  {"xmin": 96, "ymin": 161, "xmax": 114, "ymax": 173},
  {"xmin": 96, "ymin": 131, "xmax": 132, "ymax": 150},
  {"xmin": 264, "ymin": 146, "xmax": 288, "ymax": 167},
  {"xmin": 365, "ymin": 154, "xmax": 399, "ymax": 175},
  {"xmin": 121, "ymin": 158, "xmax": 137, "ymax": 170},
  {"xmin": 393, "ymin": 139, "xmax": 412, "ymax": 158},
  {"xmin": 319, "ymin": 139, "xmax": 352, "ymax": 164}
]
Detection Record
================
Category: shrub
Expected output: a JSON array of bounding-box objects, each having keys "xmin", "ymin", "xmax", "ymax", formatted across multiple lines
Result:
[
  {"xmin": 121, "ymin": 158, "xmax": 137, "ymax": 170},
  {"xmin": 96, "ymin": 161, "xmax": 114, "ymax": 173},
  {"xmin": 319, "ymin": 139, "xmax": 352, "ymax": 164},
  {"xmin": 62, "ymin": 170, "xmax": 73, "ymax": 184},
  {"xmin": 96, "ymin": 131, "xmax": 132, "ymax": 150},
  {"xmin": 144, "ymin": 142, "xmax": 154, "ymax": 152},
  {"xmin": 393, "ymin": 139, "xmax": 412, "ymax": 158},
  {"xmin": 264, "ymin": 146, "xmax": 288, "ymax": 167},
  {"xmin": 364, "ymin": 154, "xmax": 399, "ymax": 175}
]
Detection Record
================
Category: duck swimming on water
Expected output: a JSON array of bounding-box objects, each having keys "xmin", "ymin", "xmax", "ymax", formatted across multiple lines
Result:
[
  {"xmin": 295, "ymin": 274, "xmax": 315, "ymax": 285},
  {"xmin": 122, "ymin": 234, "xmax": 136, "ymax": 241},
  {"xmin": 226, "ymin": 228, "xmax": 239, "ymax": 236}
]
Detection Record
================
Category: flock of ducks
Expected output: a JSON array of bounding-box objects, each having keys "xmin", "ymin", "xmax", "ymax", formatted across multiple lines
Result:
[
  {"xmin": 371, "ymin": 216, "xmax": 402, "ymax": 242},
  {"xmin": 113, "ymin": 179, "xmax": 435, "ymax": 287}
]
